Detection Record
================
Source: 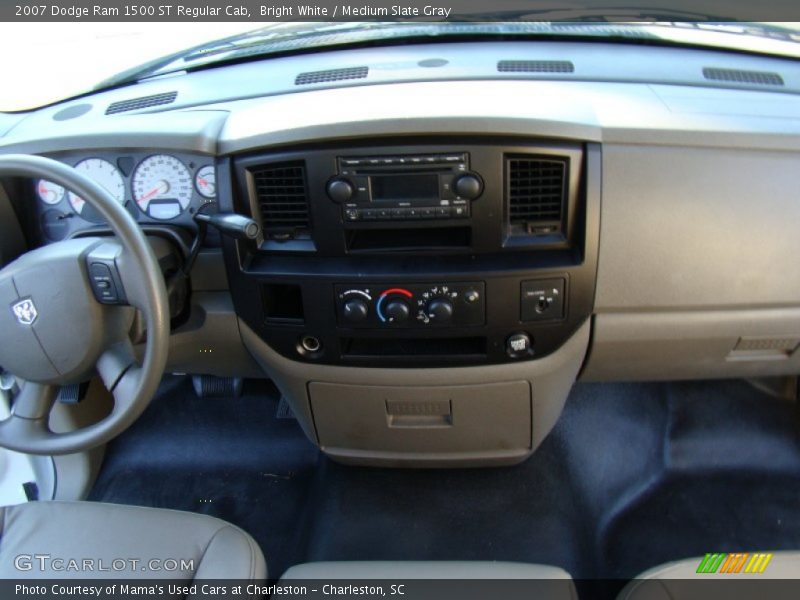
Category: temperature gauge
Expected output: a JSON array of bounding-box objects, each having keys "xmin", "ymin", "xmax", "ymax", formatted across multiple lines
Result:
[{"xmin": 195, "ymin": 165, "xmax": 216, "ymax": 199}]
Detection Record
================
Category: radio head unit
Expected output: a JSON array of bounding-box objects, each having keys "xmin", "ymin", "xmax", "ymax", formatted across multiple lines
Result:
[{"xmin": 326, "ymin": 153, "xmax": 483, "ymax": 223}]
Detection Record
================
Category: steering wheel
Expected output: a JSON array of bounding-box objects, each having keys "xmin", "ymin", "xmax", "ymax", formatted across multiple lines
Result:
[{"xmin": 0, "ymin": 155, "xmax": 169, "ymax": 455}]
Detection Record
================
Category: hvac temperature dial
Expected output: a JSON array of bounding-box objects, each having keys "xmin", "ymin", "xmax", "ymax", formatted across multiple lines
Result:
[{"xmin": 376, "ymin": 288, "xmax": 413, "ymax": 324}]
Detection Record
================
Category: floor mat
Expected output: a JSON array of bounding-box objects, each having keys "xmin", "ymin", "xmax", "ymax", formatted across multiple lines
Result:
[
  {"xmin": 89, "ymin": 376, "xmax": 321, "ymax": 577},
  {"xmin": 89, "ymin": 376, "xmax": 800, "ymax": 589},
  {"xmin": 595, "ymin": 379, "xmax": 800, "ymax": 579},
  {"xmin": 299, "ymin": 442, "xmax": 589, "ymax": 577}
]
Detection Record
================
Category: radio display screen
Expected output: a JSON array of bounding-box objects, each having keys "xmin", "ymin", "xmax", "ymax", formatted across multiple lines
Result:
[{"xmin": 371, "ymin": 174, "xmax": 439, "ymax": 201}]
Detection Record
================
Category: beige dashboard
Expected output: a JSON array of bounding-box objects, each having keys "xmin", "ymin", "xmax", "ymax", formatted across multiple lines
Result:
[{"xmin": 2, "ymin": 43, "xmax": 800, "ymax": 465}]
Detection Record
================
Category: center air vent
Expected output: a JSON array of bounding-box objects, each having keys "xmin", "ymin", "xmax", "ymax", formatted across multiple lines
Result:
[
  {"xmin": 250, "ymin": 161, "xmax": 311, "ymax": 241},
  {"xmin": 702, "ymin": 67, "xmax": 783, "ymax": 86},
  {"xmin": 506, "ymin": 156, "xmax": 568, "ymax": 237},
  {"xmin": 497, "ymin": 60, "xmax": 574, "ymax": 73},
  {"xmin": 295, "ymin": 66, "xmax": 369, "ymax": 85},
  {"xmin": 106, "ymin": 91, "xmax": 178, "ymax": 115}
]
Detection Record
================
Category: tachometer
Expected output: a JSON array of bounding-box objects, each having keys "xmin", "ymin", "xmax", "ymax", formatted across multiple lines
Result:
[
  {"xmin": 195, "ymin": 165, "xmax": 216, "ymax": 200},
  {"xmin": 68, "ymin": 158, "xmax": 126, "ymax": 221},
  {"xmin": 133, "ymin": 155, "xmax": 192, "ymax": 220},
  {"xmin": 36, "ymin": 180, "xmax": 66, "ymax": 205}
]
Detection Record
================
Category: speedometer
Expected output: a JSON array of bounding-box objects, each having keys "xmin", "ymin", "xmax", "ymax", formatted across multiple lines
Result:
[
  {"xmin": 68, "ymin": 158, "xmax": 126, "ymax": 222},
  {"xmin": 132, "ymin": 155, "xmax": 192, "ymax": 220}
]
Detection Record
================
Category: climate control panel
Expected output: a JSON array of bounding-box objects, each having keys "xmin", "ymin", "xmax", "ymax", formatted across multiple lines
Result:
[{"xmin": 335, "ymin": 282, "xmax": 485, "ymax": 328}]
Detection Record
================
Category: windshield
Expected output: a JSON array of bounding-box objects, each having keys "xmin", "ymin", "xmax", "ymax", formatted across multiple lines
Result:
[
  {"xmin": 0, "ymin": 23, "xmax": 261, "ymax": 112},
  {"xmin": 1, "ymin": 20, "xmax": 799, "ymax": 112}
]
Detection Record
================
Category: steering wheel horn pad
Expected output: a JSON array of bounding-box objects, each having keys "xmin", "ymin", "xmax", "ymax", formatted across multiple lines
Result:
[{"xmin": 0, "ymin": 238, "xmax": 135, "ymax": 383}]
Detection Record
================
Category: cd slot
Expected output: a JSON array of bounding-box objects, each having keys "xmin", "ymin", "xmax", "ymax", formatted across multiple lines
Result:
[{"xmin": 354, "ymin": 167, "xmax": 445, "ymax": 175}]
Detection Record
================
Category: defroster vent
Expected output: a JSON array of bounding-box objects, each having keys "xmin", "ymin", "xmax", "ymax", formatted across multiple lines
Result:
[
  {"xmin": 250, "ymin": 161, "xmax": 310, "ymax": 240},
  {"xmin": 498, "ymin": 60, "xmax": 574, "ymax": 73},
  {"xmin": 106, "ymin": 91, "xmax": 178, "ymax": 114},
  {"xmin": 506, "ymin": 156, "xmax": 568, "ymax": 236},
  {"xmin": 295, "ymin": 66, "xmax": 369, "ymax": 85},
  {"xmin": 702, "ymin": 67, "xmax": 783, "ymax": 86}
]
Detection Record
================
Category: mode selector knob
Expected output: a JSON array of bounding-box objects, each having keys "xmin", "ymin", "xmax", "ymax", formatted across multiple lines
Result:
[
  {"xmin": 427, "ymin": 299, "xmax": 454, "ymax": 322},
  {"xmin": 454, "ymin": 174, "xmax": 483, "ymax": 200},
  {"xmin": 342, "ymin": 298, "xmax": 369, "ymax": 323},
  {"xmin": 384, "ymin": 300, "xmax": 410, "ymax": 323},
  {"xmin": 327, "ymin": 178, "xmax": 354, "ymax": 203}
]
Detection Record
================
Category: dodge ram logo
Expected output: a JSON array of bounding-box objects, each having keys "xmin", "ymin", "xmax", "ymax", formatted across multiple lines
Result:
[{"xmin": 11, "ymin": 298, "xmax": 38, "ymax": 326}]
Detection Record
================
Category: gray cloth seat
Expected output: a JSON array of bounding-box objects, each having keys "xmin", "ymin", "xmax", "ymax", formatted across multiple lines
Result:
[
  {"xmin": 0, "ymin": 501, "xmax": 266, "ymax": 584},
  {"xmin": 618, "ymin": 553, "xmax": 800, "ymax": 600}
]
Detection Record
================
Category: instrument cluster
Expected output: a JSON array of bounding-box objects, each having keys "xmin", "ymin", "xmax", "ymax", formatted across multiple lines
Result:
[{"xmin": 34, "ymin": 150, "xmax": 217, "ymax": 241}]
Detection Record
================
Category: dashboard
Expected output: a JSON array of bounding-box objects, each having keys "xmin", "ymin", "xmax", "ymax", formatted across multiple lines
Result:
[{"xmin": 2, "ymin": 38, "xmax": 800, "ymax": 465}]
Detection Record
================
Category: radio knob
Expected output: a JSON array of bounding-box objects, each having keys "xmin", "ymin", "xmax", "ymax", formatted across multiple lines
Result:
[
  {"xmin": 427, "ymin": 299, "xmax": 454, "ymax": 322},
  {"xmin": 384, "ymin": 299, "xmax": 410, "ymax": 323},
  {"xmin": 342, "ymin": 298, "xmax": 369, "ymax": 323},
  {"xmin": 454, "ymin": 174, "xmax": 483, "ymax": 200},
  {"xmin": 327, "ymin": 178, "xmax": 354, "ymax": 203}
]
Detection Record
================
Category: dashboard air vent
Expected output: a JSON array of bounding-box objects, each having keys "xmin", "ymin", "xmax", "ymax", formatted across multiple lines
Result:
[
  {"xmin": 506, "ymin": 156, "xmax": 568, "ymax": 236},
  {"xmin": 702, "ymin": 67, "xmax": 783, "ymax": 86},
  {"xmin": 295, "ymin": 66, "xmax": 369, "ymax": 85},
  {"xmin": 250, "ymin": 161, "xmax": 310, "ymax": 239},
  {"xmin": 106, "ymin": 91, "xmax": 178, "ymax": 115},
  {"xmin": 497, "ymin": 60, "xmax": 574, "ymax": 73}
]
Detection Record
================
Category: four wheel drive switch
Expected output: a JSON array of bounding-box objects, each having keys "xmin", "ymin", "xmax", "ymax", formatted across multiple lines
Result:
[{"xmin": 521, "ymin": 278, "xmax": 566, "ymax": 322}]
